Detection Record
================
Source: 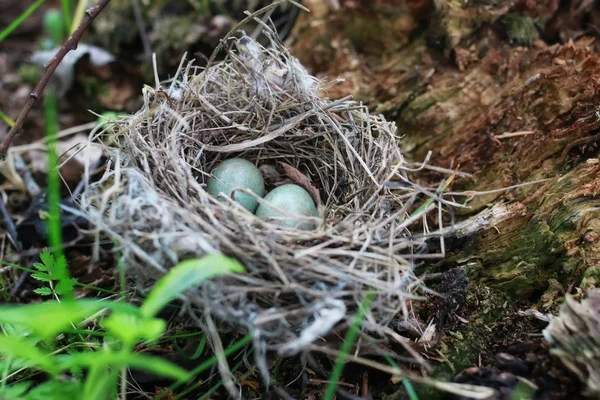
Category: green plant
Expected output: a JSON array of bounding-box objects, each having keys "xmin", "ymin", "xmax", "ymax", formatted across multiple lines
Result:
[
  {"xmin": 42, "ymin": 9, "xmax": 65, "ymax": 49},
  {"xmin": 0, "ymin": 0, "xmax": 46, "ymax": 43},
  {"xmin": 43, "ymin": 90, "xmax": 74, "ymax": 301},
  {"xmin": 0, "ymin": 111, "xmax": 15, "ymax": 128},
  {"xmin": 0, "ymin": 253, "xmax": 246, "ymax": 400},
  {"xmin": 510, "ymin": 381, "xmax": 535, "ymax": 400},
  {"xmin": 1, "ymin": 78, "xmax": 249, "ymax": 398},
  {"xmin": 323, "ymin": 291, "xmax": 375, "ymax": 400},
  {"xmin": 60, "ymin": 0, "xmax": 73, "ymax": 34},
  {"xmin": 501, "ymin": 13, "xmax": 543, "ymax": 47},
  {"xmin": 2, "ymin": 4, "xmax": 255, "ymax": 397},
  {"xmin": 31, "ymin": 252, "xmax": 77, "ymax": 298}
]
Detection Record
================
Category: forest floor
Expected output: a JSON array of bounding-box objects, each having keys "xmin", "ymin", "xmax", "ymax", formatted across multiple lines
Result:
[{"xmin": 1, "ymin": 0, "xmax": 599, "ymax": 399}]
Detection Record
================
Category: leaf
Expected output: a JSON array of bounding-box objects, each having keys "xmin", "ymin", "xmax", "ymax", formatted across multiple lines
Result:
[
  {"xmin": 117, "ymin": 353, "xmax": 191, "ymax": 382},
  {"xmin": 0, "ymin": 381, "xmax": 32, "ymax": 400},
  {"xmin": 31, "ymin": 44, "xmax": 116, "ymax": 98},
  {"xmin": 102, "ymin": 313, "xmax": 166, "ymax": 346},
  {"xmin": 82, "ymin": 363, "xmax": 119, "ymax": 400},
  {"xmin": 55, "ymin": 278, "xmax": 77, "ymax": 295},
  {"xmin": 140, "ymin": 254, "xmax": 246, "ymax": 318},
  {"xmin": 57, "ymin": 351, "xmax": 191, "ymax": 382},
  {"xmin": 38, "ymin": 252, "xmax": 55, "ymax": 272},
  {"xmin": 51, "ymin": 254, "xmax": 68, "ymax": 276},
  {"xmin": 32, "ymin": 263, "xmax": 48, "ymax": 273},
  {"xmin": 279, "ymin": 162, "xmax": 322, "ymax": 206},
  {"xmin": 31, "ymin": 273, "xmax": 52, "ymax": 282},
  {"xmin": 0, "ymin": 335, "xmax": 57, "ymax": 374},
  {"xmin": 2, "ymin": 323, "xmax": 38, "ymax": 342},
  {"xmin": 0, "ymin": 152, "xmax": 26, "ymax": 192},
  {"xmin": 33, "ymin": 288, "xmax": 53, "ymax": 296},
  {"xmin": 0, "ymin": 300, "xmax": 112, "ymax": 340},
  {"xmin": 24, "ymin": 380, "xmax": 82, "ymax": 400}
]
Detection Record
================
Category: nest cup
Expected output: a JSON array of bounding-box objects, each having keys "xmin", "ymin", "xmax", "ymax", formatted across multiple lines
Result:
[{"xmin": 79, "ymin": 34, "xmax": 431, "ymax": 380}]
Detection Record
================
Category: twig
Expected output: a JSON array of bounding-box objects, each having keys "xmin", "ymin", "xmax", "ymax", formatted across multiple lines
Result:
[
  {"xmin": 560, "ymin": 131, "xmax": 600, "ymax": 162},
  {"xmin": 0, "ymin": 191, "xmax": 19, "ymax": 250},
  {"xmin": 0, "ymin": 0, "xmax": 112, "ymax": 160},
  {"xmin": 11, "ymin": 257, "xmax": 37, "ymax": 298},
  {"xmin": 130, "ymin": 0, "xmax": 152, "ymax": 60},
  {"xmin": 13, "ymin": 153, "xmax": 41, "ymax": 197},
  {"xmin": 492, "ymin": 130, "xmax": 537, "ymax": 140}
]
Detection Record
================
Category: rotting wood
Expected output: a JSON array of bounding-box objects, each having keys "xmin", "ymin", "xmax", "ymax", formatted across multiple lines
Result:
[{"xmin": 289, "ymin": 0, "xmax": 600, "ymax": 396}]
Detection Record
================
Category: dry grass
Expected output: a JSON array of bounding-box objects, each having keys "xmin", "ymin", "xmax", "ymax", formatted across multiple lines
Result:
[{"xmin": 77, "ymin": 30, "xmax": 452, "ymax": 385}]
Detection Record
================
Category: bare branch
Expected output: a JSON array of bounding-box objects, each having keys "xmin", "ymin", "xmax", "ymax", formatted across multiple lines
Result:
[{"xmin": 0, "ymin": 0, "xmax": 111, "ymax": 160}]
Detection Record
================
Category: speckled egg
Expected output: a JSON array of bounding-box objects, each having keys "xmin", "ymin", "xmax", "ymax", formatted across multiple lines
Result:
[
  {"xmin": 207, "ymin": 158, "xmax": 265, "ymax": 213},
  {"xmin": 256, "ymin": 184, "xmax": 318, "ymax": 230}
]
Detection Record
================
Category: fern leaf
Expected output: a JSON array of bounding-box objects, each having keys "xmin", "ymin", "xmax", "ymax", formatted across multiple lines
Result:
[{"xmin": 33, "ymin": 287, "xmax": 53, "ymax": 296}]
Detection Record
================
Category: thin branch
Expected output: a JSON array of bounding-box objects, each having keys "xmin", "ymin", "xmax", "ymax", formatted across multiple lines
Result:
[
  {"xmin": 0, "ymin": 0, "xmax": 111, "ymax": 160},
  {"xmin": 0, "ymin": 191, "xmax": 19, "ymax": 250},
  {"xmin": 130, "ymin": 0, "xmax": 152, "ymax": 60},
  {"xmin": 493, "ymin": 130, "xmax": 537, "ymax": 139}
]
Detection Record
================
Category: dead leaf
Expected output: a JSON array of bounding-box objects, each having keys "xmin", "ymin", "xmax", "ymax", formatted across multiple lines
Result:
[
  {"xmin": 0, "ymin": 152, "xmax": 26, "ymax": 191},
  {"xmin": 279, "ymin": 162, "xmax": 322, "ymax": 206},
  {"xmin": 31, "ymin": 44, "xmax": 116, "ymax": 98},
  {"xmin": 28, "ymin": 133, "xmax": 103, "ymax": 187},
  {"xmin": 259, "ymin": 163, "xmax": 288, "ymax": 186}
]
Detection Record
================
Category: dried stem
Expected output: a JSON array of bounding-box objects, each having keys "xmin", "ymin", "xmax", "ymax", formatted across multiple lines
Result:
[{"xmin": 0, "ymin": 0, "xmax": 111, "ymax": 160}]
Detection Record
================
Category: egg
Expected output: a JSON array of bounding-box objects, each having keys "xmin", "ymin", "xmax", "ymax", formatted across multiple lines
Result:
[
  {"xmin": 207, "ymin": 158, "xmax": 265, "ymax": 213},
  {"xmin": 256, "ymin": 184, "xmax": 318, "ymax": 230}
]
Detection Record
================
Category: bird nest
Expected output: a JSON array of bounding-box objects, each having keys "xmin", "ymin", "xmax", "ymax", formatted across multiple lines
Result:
[{"xmin": 78, "ymin": 34, "xmax": 443, "ymax": 380}]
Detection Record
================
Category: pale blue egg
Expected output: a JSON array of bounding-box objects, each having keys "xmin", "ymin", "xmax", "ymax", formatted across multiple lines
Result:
[
  {"xmin": 207, "ymin": 158, "xmax": 265, "ymax": 213},
  {"xmin": 256, "ymin": 184, "xmax": 318, "ymax": 230}
]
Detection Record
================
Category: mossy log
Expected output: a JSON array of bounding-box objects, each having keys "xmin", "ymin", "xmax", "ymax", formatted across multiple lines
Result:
[{"xmin": 290, "ymin": 0, "xmax": 600, "ymax": 395}]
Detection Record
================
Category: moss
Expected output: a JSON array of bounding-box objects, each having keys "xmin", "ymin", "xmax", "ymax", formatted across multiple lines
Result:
[
  {"xmin": 341, "ymin": 7, "xmax": 412, "ymax": 57},
  {"xmin": 501, "ymin": 13, "xmax": 543, "ymax": 47},
  {"xmin": 411, "ymin": 284, "xmax": 510, "ymax": 399},
  {"xmin": 422, "ymin": 210, "xmax": 576, "ymax": 301},
  {"xmin": 18, "ymin": 65, "xmax": 42, "ymax": 85},
  {"xmin": 271, "ymin": 356, "xmax": 303, "ymax": 386},
  {"xmin": 581, "ymin": 266, "xmax": 600, "ymax": 289}
]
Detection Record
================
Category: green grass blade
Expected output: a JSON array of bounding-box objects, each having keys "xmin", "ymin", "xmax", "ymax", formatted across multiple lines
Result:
[
  {"xmin": 402, "ymin": 377, "xmax": 420, "ymax": 400},
  {"xmin": 155, "ymin": 334, "xmax": 252, "ymax": 400},
  {"xmin": 383, "ymin": 352, "xmax": 421, "ymax": 399},
  {"xmin": 43, "ymin": 94, "xmax": 75, "ymax": 301},
  {"xmin": 140, "ymin": 254, "xmax": 246, "ymax": 318},
  {"xmin": 58, "ymin": 351, "xmax": 191, "ymax": 382},
  {"xmin": 60, "ymin": 0, "xmax": 73, "ymax": 34},
  {"xmin": 70, "ymin": 0, "xmax": 87, "ymax": 34},
  {"xmin": 323, "ymin": 291, "xmax": 376, "ymax": 400},
  {"xmin": 0, "ymin": 111, "xmax": 15, "ymax": 127},
  {"xmin": 0, "ymin": 0, "xmax": 46, "ymax": 43},
  {"xmin": 43, "ymin": 8, "xmax": 65, "ymax": 47},
  {"xmin": 195, "ymin": 357, "xmax": 252, "ymax": 400},
  {"xmin": 82, "ymin": 362, "xmax": 119, "ymax": 400},
  {"xmin": 408, "ymin": 174, "xmax": 455, "ymax": 220},
  {"xmin": 21, "ymin": 380, "xmax": 82, "ymax": 399}
]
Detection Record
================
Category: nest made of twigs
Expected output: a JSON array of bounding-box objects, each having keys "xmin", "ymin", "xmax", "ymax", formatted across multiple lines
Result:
[{"xmin": 78, "ymin": 33, "xmax": 440, "ymax": 381}]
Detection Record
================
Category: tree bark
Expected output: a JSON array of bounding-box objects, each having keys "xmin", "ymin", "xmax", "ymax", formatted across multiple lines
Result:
[{"xmin": 289, "ymin": 0, "xmax": 600, "ymax": 395}]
